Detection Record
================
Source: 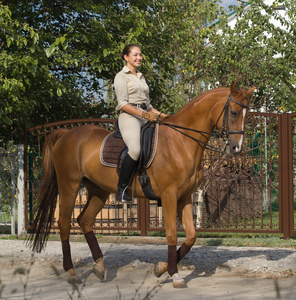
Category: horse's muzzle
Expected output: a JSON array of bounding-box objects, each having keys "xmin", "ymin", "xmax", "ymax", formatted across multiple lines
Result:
[{"xmin": 229, "ymin": 139, "xmax": 243, "ymax": 154}]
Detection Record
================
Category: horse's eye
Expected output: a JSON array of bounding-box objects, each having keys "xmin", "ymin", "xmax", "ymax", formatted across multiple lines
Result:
[{"xmin": 230, "ymin": 111, "xmax": 238, "ymax": 118}]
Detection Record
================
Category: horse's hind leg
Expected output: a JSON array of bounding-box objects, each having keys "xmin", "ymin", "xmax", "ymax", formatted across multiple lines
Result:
[
  {"xmin": 57, "ymin": 180, "xmax": 82, "ymax": 283},
  {"xmin": 77, "ymin": 180, "xmax": 110, "ymax": 280}
]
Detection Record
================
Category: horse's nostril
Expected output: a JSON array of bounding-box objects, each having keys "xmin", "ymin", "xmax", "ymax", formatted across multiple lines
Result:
[{"xmin": 231, "ymin": 145, "xmax": 241, "ymax": 154}]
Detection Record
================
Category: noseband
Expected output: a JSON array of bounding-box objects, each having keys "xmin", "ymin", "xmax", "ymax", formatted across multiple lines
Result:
[{"xmin": 216, "ymin": 93, "xmax": 249, "ymax": 140}]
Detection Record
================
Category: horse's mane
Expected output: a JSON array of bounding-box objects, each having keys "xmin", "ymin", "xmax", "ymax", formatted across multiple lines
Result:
[
  {"xmin": 192, "ymin": 87, "xmax": 229, "ymax": 103},
  {"xmin": 171, "ymin": 86, "xmax": 245, "ymax": 119},
  {"xmin": 173, "ymin": 87, "xmax": 228, "ymax": 116},
  {"xmin": 192, "ymin": 86, "xmax": 246, "ymax": 104}
]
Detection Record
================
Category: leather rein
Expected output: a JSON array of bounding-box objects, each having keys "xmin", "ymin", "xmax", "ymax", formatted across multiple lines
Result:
[{"xmin": 159, "ymin": 93, "xmax": 249, "ymax": 153}]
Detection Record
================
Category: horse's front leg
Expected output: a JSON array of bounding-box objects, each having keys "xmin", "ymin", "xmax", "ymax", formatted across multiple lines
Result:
[
  {"xmin": 154, "ymin": 195, "xmax": 196, "ymax": 288},
  {"xmin": 176, "ymin": 195, "xmax": 197, "ymax": 257},
  {"xmin": 159, "ymin": 193, "xmax": 187, "ymax": 288}
]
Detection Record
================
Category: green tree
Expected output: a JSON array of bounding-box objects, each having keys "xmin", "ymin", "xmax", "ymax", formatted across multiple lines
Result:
[
  {"xmin": 155, "ymin": 0, "xmax": 296, "ymax": 112},
  {"xmin": 145, "ymin": 0, "xmax": 228, "ymax": 111},
  {"xmin": 1, "ymin": 0, "xmax": 296, "ymax": 144},
  {"xmin": 0, "ymin": 0, "xmax": 155, "ymax": 142},
  {"xmin": 205, "ymin": 0, "xmax": 296, "ymax": 111}
]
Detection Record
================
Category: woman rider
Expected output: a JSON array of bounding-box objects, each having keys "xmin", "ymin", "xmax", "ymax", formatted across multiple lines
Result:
[{"xmin": 114, "ymin": 44, "xmax": 168, "ymax": 203}]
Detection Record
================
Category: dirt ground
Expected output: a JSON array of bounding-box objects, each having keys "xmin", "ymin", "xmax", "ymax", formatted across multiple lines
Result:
[{"xmin": 1, "ymin": 237, "xmax": 296, "ymax": 299}]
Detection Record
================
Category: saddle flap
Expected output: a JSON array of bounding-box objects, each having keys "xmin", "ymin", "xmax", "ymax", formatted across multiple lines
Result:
[
  {"xmin": 100, "ymin": 123, "xmax": 159, "ymax": 169},
  {"xmin": 138, "ymin": 122, "xmax": 157, "ymax": 171}
]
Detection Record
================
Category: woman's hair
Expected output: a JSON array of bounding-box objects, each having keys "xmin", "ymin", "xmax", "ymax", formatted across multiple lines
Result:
[{"xmin": 121, "ymin": 44, "xmax": 141, "ymax": 60}]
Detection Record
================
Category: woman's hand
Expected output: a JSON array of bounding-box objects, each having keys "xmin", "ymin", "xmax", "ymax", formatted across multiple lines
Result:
[
  {"xmin": 158, "ymin": 113, "xmax": 170, "ymax": 120},
  {"xmin": 142, "ymin": 111, "xmax": 159, "ymax": 122}
]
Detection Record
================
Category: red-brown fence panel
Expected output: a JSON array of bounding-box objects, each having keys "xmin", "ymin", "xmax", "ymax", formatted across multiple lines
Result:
[{"xmin": 288, "ymin": 113, "xmax": 296, "ymax": 237}]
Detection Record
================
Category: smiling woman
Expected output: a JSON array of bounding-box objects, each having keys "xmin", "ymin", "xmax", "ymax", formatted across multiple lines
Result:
[{"xmin": 113, "ymin": 44, "xmax": 168, "ymax": 203}]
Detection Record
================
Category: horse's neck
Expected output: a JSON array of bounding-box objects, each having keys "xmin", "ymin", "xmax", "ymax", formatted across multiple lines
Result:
[
  {"xmin": 171, "ymin": 100, "xmax": 215, "ymax": 136},
  {"xmin": 165, "ymin": 91, "xmax": 228, "ymax": 158},
  {"xmin": 173, "ymin": 89, "xmax": 229, "ymax": 131}
]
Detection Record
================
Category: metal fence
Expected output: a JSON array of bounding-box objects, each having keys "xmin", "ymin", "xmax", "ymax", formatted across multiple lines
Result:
[
  {"xmin": 23, "ymin": 113, "xmax": 296, "ymax": 238},
  {"xmin": 292, "ymin": 114, "xmax": 296, "ymax": 236},
  {"xmin": 0, "ymin": 143, "xmax": 17, "ymax": 234}
]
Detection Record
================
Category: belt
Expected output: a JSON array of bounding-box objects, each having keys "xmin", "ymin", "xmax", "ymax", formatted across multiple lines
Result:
[{"xmin": 130, "ymin": 103, "xmax": 147, "ymax": 110}]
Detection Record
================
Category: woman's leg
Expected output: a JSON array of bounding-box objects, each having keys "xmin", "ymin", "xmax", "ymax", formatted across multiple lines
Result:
[
  {"xmin": 118, "ymin": 112, "xmax": 145, "ymax": 161},
  {"xmin": 116, "ymin": 113, "xmax": 145, "ymax": 202}
]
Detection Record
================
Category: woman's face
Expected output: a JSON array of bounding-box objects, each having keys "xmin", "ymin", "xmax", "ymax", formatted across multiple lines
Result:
[{"xmin": 124, "ymin": 47, "xmax": 143, "ymax": 69}]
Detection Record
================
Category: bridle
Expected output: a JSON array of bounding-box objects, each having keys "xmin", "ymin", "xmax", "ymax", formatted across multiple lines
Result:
[
  {"xmin": 159, "ymin": 93, "xmax": 249, "ymax": 153},
  {"xmin": 216, "ymin": 93, "xmax": 249, "ymax": 140}
]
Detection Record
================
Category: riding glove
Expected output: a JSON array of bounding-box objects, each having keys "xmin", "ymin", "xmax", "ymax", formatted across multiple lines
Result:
[
  {"xmin": 159, "ymin": 113, "xmax": 170, "ymax": 120},
  {"xmin": 142, "ymin": 111, "xmax": 159, "ymax": 122}
]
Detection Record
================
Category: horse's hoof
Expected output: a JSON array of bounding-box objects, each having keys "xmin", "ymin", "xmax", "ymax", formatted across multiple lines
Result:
[
  {"xmin": 154, "ymin": 261, "xmax": 168, "ymax": 278},
  {"xmin": 172, "ymin": 273, "xmax": 187, "ymax": 288},
  {"xmin": 67, "ymin": 269, "xmax": 82, "ymax": 284},
  {"xmin": 93, "ymin": 257, "xmax": 105, "ymax": 280},
  {"xmin": 68, "ymin": 275, "xmax": 82, "ymax": 285}
]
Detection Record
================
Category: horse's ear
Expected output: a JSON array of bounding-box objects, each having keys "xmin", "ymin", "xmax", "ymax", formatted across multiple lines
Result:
[
  {"xmin": 246, "ymin": 86, "xmax": 256, "ymax": 97},
  {"xmin": 230, "ymin": 81, "xmax": 237, "ymax": 94}
]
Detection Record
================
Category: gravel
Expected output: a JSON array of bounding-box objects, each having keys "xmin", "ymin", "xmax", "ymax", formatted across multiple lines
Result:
[{"xmin": 1, "ymin": 238, "xmax": 296, "ymax": 299}]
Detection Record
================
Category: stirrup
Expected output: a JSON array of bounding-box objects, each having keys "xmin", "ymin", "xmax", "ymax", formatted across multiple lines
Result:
[{"xmin": 117, "ymin": 186, "xmax": 133, "ymax": 203}]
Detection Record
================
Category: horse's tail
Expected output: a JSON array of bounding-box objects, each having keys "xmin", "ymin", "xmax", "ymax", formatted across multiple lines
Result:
[{"xmin": 27, "ymin": 128, "xmax": 69, "ymax": 253}]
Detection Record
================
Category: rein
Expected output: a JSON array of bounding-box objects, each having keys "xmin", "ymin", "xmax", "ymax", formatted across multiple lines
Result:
[{"xmin": 159, "ymin": 93, "xmax": 249, "ymax": 153}]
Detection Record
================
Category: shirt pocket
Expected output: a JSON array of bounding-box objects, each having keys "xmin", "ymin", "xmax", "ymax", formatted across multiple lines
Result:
[
  {"xmin": 141, "ymin": 82, "xmax": 149, "ymax": 97},
  {"xmin": 126, "ymin": 79, "xmax": 139, "ymax": 95}
]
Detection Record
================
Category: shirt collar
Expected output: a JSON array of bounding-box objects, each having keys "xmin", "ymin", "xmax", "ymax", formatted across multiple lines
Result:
[{"xmin": 123, "ymin": 66, "xmax": 142, "ymax": 77}]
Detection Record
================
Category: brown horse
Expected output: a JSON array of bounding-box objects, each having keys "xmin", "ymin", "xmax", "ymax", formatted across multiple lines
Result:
[{"xmin": 28, "ymin": 82, "xmax": 255, "ymax": 288}]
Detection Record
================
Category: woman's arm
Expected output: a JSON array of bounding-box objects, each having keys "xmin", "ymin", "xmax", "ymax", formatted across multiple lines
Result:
[
  {"xmin": 121, "ymin": 104, "xmax": 143, "ymax": 117},
  {"xmin": 122, "ymin": 104, "xmax": 159, "ymax": 122}
]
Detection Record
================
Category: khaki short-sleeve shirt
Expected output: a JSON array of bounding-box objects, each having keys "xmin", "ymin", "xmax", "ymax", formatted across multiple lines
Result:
[{"xmin": 114, "ymin": 66, "xmax": 151, "ymax": 111}]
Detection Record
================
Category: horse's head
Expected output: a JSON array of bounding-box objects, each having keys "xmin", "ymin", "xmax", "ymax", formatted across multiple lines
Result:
[{"xmin": 215, "ymin": 82, "xmax": 256, "ymax": 154}]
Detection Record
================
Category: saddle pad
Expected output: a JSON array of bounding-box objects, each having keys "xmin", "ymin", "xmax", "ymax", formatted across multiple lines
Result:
[{"xmin": 100, "ymin": 123, "xmax": 159, "ymax": 168}]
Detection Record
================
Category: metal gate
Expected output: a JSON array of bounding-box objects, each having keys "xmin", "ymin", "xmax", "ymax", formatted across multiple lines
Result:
[
  {"xmin": 0, "ymin": 143, "xmax": 17, "ymax": 234},
  {"xmin": 24, "ymin": 113, "xmax": 296, "ymax": 238}
]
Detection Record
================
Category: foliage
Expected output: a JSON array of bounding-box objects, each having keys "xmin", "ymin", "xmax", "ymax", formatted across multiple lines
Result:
[
  {"xmin": 153, "ymin": 0, "xmax": 296, "ymax": 112},
  {"xmin": 208, "ymin": 0, "xmax": 296, "ymax": 112},
  {"xmin": 147, "ymin": 0, "xmax": 229, "ymax": 110},
  {"xmin": 0, "ymin": 0, "xmax": 152, "ymax": 142},
  {"xmin": 0, "ymin": 141, "xmax": 17, "ymax": 213},
  {"xmin": 1, "ymin": 0, "xmax": 296, "ymax": 143}
]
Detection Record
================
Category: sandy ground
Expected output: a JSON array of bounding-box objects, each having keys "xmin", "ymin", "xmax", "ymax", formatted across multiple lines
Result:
[{"xmin": 1, "ymin": 238, "xmax": 296, "ymax": 299}]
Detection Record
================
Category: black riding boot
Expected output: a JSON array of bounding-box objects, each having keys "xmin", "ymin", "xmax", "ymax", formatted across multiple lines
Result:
[{"xmin": 116, "ymin": 154, "xmax": 138, "ymax": 203}]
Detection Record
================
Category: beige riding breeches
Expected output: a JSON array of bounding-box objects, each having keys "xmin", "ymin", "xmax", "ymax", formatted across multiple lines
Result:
[{"xmin": 118, "ymin": 112, "xmax": 147, "ymax": 161}]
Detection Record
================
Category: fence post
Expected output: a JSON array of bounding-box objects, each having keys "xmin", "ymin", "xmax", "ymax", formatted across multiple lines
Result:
[
  {"xmin": 137, "ymin": 198, "xmax": 149, "ymax": 236},
  {"xmin": 279, "ymin": 113, "xmax": 293, "ymax": 239},
  {"xmin": 17, "ymin": 144, "xmax": 26, "ymax": 235}
]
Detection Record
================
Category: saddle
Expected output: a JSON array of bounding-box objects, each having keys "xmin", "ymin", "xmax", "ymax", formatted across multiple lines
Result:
[{"xmin": 100, "ymin": 121, "xmax": 161, "ymax": 204}]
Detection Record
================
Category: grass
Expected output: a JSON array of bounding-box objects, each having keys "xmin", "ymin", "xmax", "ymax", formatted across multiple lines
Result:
[
  {"xmin": 1, "ymin": 231, "xmax": 296, "ymax": 249},
  {"xmin": 198, "ymin": 234, "xmax": 296, "ymax": 248}
]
